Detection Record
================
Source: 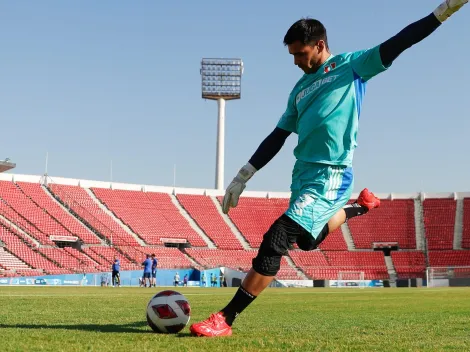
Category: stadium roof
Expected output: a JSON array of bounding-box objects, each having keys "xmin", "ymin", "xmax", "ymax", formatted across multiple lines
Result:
[{"xmin": 0, "ymin": 160, "xmax": 16, "ymax": 173}]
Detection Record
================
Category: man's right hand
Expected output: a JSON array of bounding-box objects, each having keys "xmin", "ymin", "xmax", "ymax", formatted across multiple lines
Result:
[{"xmin": 222, "ymin": 163, "xmax": 257, "ymax": 214}]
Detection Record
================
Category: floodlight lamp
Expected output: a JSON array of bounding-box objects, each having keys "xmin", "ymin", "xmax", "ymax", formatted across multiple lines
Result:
[{"xmin": 201, "ymin": 58, "xmax": 243, "ymax": 100}]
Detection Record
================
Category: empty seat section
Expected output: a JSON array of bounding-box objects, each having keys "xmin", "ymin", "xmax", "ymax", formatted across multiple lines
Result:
[
  {"xmin": 38, "ymin": 247, "xmax": 97, "ymax": 273},
  {"xmin": 48, "ymin": 184, "xmax": 140, "ymax": 246},
  {"xmin": 290, "ymin": 250, "xmax": 388, "ymax": 280},
  {"xmin": 462, "ymin": 198, "xmax": 470, "ymax": 249},
  {"xmin": 177, "ymin": 194, "xmax": 243, "ymax": 249},
  {"xmin": 318, "ymin": 228, "xmax": 348, "ymax": 250},
  {"xmin": 0, "ymin": 181, "xmax": 65, "ymax": 245},
  {"xmin": 221, "ymin": 197, "xmax": 289, "ymax": 248},
  {"xmin": 17, "ymin": 182, "xmax": 101, "ymax": 244},
  {"xmin": 92, "ymin": 188, "xmax": 207, "ymax": 246},
  {"xmin": 0, "ymin": 247, "xmax": 30, "ymax": 270},
  {"xmin": 423, "ymin": 199, "xmax": 456, "ymax": 250},
  {"xmin": 119, "ymin": 246, "xmax": 193, "ymax": 269},
  {"xmin": 347, "ymin": 199, "xmax": 416, "ymax": 249},
  {"xmin": 428, "ymin": 250, "xmax": 470, "ymax": 267},
  {"xmin": 391, "ymin": 251, "xmax": 426, "ymax": 278},
  {"xmin": 0, "ymin": 225, "xmax": 59, "ymax": 272}
]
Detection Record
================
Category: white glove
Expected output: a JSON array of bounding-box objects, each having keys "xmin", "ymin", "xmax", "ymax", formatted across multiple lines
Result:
[
  {"xmin": 222, "ymin": 162, "xmax": 257, "ymax": 214},
  {"xmin": 434, "ymin": 0, "xmax": 468, "ymax": 22}
]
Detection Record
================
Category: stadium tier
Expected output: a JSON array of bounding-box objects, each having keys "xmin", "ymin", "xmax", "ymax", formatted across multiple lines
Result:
[
  {"xmin": 48, "ymin": 184, "xmax": 141, "ymax": 246},
  {"xmin": 346, "ymin": 199, "xmax": 416, "ymax": 249},
  {"xmin": 390, "ymin": 251, "xmax": 426, "ymax": 279},
  {"xmin": 289, "ymin": 251, "xmax": 389, "ymax": 280},
  {"xmin": 422, "ymin": 199, "xmax": 456, "ymax": 250},
  {"xmin": 218, "ymin": 196, "xmax": 289, "ymax": 248},
  {"xmin": 91, "ymin": 188, "xmax": 207, "ymax": 247},
  {"xmin": 176, "ymin": 194, "xmax": 243, "ymax": 249},
  {"xmin": 0, "ymin": 174, "xmax": 469, "ymax": 282},
  {"xmin": 16, "ymin": 182, "xmax": 102, "ymax": 244}
]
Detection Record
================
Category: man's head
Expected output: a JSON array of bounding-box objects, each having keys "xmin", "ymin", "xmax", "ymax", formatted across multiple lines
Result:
[
  {"xmin": 283, "ymin": 18, "xmax": 330, "ymax": 74},
  {"xmin": 151, "ymin": 253, "xmax": 155, "ymax": 258}
]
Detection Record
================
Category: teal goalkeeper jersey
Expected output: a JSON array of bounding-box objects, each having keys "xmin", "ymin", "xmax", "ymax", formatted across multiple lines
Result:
[{"xmin": 277, "ymin": 45, "xmax": 390, "ymax": 167}]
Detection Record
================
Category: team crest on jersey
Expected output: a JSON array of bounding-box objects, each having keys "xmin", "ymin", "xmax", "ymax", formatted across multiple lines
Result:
[{"xmin": 324, "ymin": 62, "xmax": 336, "ymax": 73}]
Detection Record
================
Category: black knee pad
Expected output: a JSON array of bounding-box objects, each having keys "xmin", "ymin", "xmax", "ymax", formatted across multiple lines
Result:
[
  {"xmin": 252, "ymin": 216, "xmax": 295, "ymax": 276},
  {"xmin": 296, "ymin": 223, "xmax": 329, "ymax": 251}
]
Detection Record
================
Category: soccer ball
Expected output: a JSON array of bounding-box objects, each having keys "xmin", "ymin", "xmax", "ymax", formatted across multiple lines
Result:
[{"xmin": 146, "ymin": 290, "xmax": 191, "ymax": 333}]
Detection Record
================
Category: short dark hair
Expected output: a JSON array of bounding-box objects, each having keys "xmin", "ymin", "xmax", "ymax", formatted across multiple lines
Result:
[{"xmin": 283, "ymin": 18, "xmax": 328, "ymax": 48}]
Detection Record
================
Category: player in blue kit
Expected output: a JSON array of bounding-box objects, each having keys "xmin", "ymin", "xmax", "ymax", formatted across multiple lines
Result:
[{"xmin": 190, "ymin": 0, "xmax": 468, "ymax": 337}]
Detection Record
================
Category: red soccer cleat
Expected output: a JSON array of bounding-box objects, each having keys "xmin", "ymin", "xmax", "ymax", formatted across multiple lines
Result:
[
  {"xmin": 189, "ymin": 312, "xmax": 232, "ymax": 337},
  {"xmin": 356, "ymin": 188, "xmax": 381, "ymax": 210}
]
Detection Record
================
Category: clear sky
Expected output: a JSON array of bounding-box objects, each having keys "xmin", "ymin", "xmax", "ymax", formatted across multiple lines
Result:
[{"xmin": 1, "ymin": 1, "xmax": 468, "ymax": 193}]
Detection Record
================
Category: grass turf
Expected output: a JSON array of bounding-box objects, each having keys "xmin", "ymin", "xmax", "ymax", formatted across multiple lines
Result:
[{"xmin": 0, "ymin": 286, "xmax": 469, "ymax": 351}]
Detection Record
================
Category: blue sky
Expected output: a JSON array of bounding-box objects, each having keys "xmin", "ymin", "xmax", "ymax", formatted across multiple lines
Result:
[{"xmin": 1, "ymin": 1, "xmax": 468, "ymax": 193}]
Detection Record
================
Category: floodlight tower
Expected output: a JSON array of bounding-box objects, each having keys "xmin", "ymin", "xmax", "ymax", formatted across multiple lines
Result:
[{"xmin": 201, "ymin": 58, "xmax": 243, "ymax": 190}]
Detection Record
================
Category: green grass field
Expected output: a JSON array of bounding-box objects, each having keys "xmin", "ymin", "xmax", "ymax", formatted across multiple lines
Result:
[{"xmin": 0, "ymin": 286, "xmax": 469, "ymax": 352}]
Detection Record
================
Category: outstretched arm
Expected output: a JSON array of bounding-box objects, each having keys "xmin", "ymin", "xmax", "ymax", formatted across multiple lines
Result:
[
  {"xmin": 380, "ymin": 0, "xmax": 468, "ymax": 66},
  {"xmin": 248, "ymin": 127, "xmax": 291, "ymax": 170},
  {"xmin": 221, "ymin": 127, "xmax": 291, "ymax": 214}
]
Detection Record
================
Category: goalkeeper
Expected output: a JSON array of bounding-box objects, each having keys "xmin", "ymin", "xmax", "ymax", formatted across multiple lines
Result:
[{"xmin": 190, "ymin": 0, "xmax": 468, "ymax": 337}]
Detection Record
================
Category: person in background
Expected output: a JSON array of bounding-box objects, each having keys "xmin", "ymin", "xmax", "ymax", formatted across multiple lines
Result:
[
  {"xmin": 142, "ymin": 254, "xmax": 152, "ymax": 288},
  {"xmin": 183, "ymin": 274, "xmax": 188, "ymax": 287},
  {"xmin": 151, "ymin": 253, "xmax": 158, "ymax": 287},
  {"xmin": 174, "ymin": 272, "xmax": 180, "ymax": 287},
  {"xmin": 201, "ymin": 273, "xmax": 206, "ymax": 288},
  {"xmin": 112, "ymin": 256, "xmax": 121, "ymax": 287}
]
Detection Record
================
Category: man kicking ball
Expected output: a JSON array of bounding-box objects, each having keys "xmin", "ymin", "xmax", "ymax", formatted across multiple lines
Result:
[{"xmin": 190, "ymin": 0, "xmax": 468, "ymax": 337}]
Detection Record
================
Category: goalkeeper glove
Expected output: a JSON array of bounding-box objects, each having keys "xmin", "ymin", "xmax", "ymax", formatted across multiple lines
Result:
[
  {"xmin": 434, "ymin": 0, "xmax": 468, "ymax": 22},
  {"xmin": 222, "ymin": 162, "xmax": 257, "ymax": 214}
]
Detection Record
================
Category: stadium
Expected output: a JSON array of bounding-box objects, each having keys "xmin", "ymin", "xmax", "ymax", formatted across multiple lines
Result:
[
  {"xmin": 2, "ymin": 1, "xmax": 470, "ymax": 351},
  {"xmin": 1, "ymin": 171, "xmax": 470, "ymax": 288},
  {"xmin": 1, "ymin": 166, "xmax": 470, "ymax": 350}
]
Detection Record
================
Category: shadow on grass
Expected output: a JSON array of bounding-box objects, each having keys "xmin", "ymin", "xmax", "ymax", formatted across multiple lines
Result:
[{"xmin": 0, "ymin": 321, "xmax": 151, "ymax": 334}]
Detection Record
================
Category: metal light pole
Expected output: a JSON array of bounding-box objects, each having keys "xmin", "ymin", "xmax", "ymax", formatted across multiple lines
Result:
[{"xmin": 201, "ymin": 58, "xmax": 243, "ymax": 190}]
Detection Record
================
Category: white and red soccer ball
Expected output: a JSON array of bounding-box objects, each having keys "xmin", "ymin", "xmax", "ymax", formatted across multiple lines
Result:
[{"xmin": 146, "ymin": 290, "xmax": 191, "ymax": 333}]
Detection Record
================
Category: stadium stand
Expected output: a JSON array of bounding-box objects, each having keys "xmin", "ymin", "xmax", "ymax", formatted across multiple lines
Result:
[
  {"xmin": 422, "ymin": 199, "xmax": 456, "ymax": 250},
  {"xmin": 176, "ymin": 194, "xmax": 243, "ymax": 249},
  {"xmin": 48, "ymin": 184, "xmax": 141, "ymax": 246},
  {"xmin": 347, "ymin": 199, "xmax": 416, "ymax": 249},
  {"xmin": 16, "ymin": 182, "xmax": 101, "ymax": 244},
  {"xmin": 428, "ymin": 250, "xmax": 470, "ymax": 267},
  {"xmin": 220, "ymin": 196, "xmax": 289, "ymax": 248},
  {"xmin": 390, "ymin": 251, "xmax": 426, "ymax": 279},
  {"xmin": 317, "ymin": 228, "xmax": 348, "ymax": 250},
  {"xmin": 0, "ymin": 224, "xmax": 61, "ymax": 274},
  {"xmin": 289, "ymin": 250, "xmax": 389, "ymax": 280},
  {"xmin": 0, "ymin": 175, "xmax": 468, "ymax": 283},
  {"xmin": 91, "ymin": 188, "xmax": 208, "ymax": 247},
  {"xmin": 0, "ymin": 181, "xmax": 68, "ymax": 245}
]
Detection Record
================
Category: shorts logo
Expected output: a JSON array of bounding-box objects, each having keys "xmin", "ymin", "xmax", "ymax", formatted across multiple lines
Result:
[{"xmin": 293, "ymin": 194, "xmax": 315, "ymax": 217}]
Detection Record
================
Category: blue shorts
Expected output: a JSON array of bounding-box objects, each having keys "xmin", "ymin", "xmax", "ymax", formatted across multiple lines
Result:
[
  {"xmin": 143, "ymin": 272, "xmax": 151, "ymax": 279},
  {"xmin": 285, "ymin": 161, "xmax": 354, "ymax": 238},
  {"xmin": 152, "ymin": 270, "xmax": 157, "ymax": 278}
]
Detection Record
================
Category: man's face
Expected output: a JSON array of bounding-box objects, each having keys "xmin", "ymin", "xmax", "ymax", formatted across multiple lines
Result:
[{"xmin": 288, "ymin": 40, "xmax": 326, "ymax": 74}]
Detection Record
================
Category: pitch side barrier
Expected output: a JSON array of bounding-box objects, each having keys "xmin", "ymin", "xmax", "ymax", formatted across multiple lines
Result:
[{"xmin": 0, "ymin": 268, "xmax": 218, "ymax": 287}]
